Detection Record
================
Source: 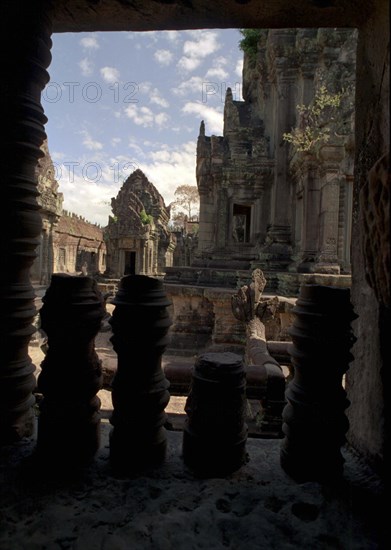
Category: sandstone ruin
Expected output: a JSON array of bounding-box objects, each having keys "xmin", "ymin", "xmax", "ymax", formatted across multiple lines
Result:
[
  {"xmin": 166, "ymin": 29, "xmax": 356, "ymax": 295},
  {"xmin": 1, "ymin": 0, "xmax": 389, "ymax": 547},
  {"xmin": 105, "ymin": 169, "xmax": 175, "ymax": 278},
  {"xmin": 31, "ymin": 140, "xmax": 106, "ymax": 284}
]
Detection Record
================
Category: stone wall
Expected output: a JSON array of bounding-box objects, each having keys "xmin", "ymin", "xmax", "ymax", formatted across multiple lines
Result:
[
  {"xmin": 196, "ymin": 29, "xmax": 356, "ymax": 275},
  {"xmin": 164, "ymin": 283, "xmax": 296, "ymax": 357},
  {"xmin": 347, "ymin": 0, "xmax": 389, "ymax": 472},
  {"xmin": 54, "ymin": 212, "xmax": 106, "ymax": 275},
  {"xmin": 31, "ymin": 139, "xmax": 63, "ymax": 285},
  {"xmin": 31, "ymin": 141, "xmax": 106, "ymax": 283}
]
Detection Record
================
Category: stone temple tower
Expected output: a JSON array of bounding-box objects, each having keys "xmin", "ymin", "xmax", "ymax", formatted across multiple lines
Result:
[
  {"xmin": 105, "ymin": 169, "xmax": 175, "ymax": 278},
  {"xmin": 195, "ymin": 28, "xmax": 356, "ymax": 277}
]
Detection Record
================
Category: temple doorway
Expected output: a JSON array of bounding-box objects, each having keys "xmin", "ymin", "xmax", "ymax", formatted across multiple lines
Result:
[{"xmin": 124, "ymin": 251, "xmax": 136, "ymax": 275}]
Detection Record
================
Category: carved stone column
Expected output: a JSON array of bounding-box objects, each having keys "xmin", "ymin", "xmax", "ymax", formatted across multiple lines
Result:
[
  {"xmin": 297, "ymin": 157, "xmax": 321, "ymax": 272},
  {"xmin": 183, "ymin": 352, "xmax": 247, "ymax": 476},
  {"xmin": 314, "ymin": 146, "xmax": 345, "ymax": 273},
  {"xmin": 37, "ymin": 274, "xmax": 105, "ymax": 465},
  {"xmin": 0, "ymin": 3, "xmax": 52, "ymax": 443},
  {"xmin": 196, "ymin": 121, "xmax": 215, "ymax": 256},
  {"xmin": 109, "ymin": 275, "xmax": 172, "ymax": 475},
  {"xmin": 261, "ymin": 30, "xmax": 298, "ymax": 269},
  {"xmin": 280, "ymin": 284, "xmax": 356, "ymax": 481}
]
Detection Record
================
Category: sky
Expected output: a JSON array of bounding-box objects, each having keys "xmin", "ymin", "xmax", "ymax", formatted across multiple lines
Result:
[{"xmin": 43, "ymin": 29, "xmax": 244, "ymax": 226}]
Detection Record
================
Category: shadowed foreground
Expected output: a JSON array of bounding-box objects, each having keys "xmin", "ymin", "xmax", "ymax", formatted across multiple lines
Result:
[{"xmin": 0, "ymin": 425, "xmax": 383, "ymax": 550}]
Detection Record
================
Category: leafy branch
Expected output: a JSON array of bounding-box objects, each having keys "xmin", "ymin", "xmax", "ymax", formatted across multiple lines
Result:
[
  {"xmin": 238, "ymin": 29, "xmax": 262, "ymax": 59},
  {"xmin": 283, "ymin": 85, "xmax": 343, "ymax": 153},
  {"xmin": 140, "ymin": 209, "xmax": 153, "ymax": 225}
]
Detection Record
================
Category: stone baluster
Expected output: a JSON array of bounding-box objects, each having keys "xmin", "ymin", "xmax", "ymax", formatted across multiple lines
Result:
[
  {"xmin": 0, "ymin": 4, "xmax": 52, "ymax": 444},
  {"xmin": 37, "ymin": 274, "xmax": 105, "ymax": 465},
  {"xmin": 183, "ymin": 352, "xmax": 247, "ymax": 476},
  {"xmin": 109, "ymin": 275, "xmax": 172, "ymax": 474},
  {"xmin": 280, "ymin": 284, "xmax": 356, "ymax": 481}
]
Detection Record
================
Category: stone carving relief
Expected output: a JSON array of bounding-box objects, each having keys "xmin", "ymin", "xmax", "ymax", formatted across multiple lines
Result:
[{"xmin": 360, "ymin": 152, "xmax": 390, "ymax": 306}]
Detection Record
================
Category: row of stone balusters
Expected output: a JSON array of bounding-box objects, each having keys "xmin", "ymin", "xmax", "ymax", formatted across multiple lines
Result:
[
  {"xmin": 35, "ymin": 274, "xmax": 249, "ymax": 477},
  {"xmin": 36, "ymin": 274, "xmax": 356, "ymax": 481},
  {"xmin": 36, "ymin": 274, "xmax": 172, "ymax": 473}
]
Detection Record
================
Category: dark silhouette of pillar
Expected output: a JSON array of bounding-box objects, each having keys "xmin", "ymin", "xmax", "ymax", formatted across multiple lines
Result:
[
  {"xmin": 280, "ymin": 284, "xmax": 356, "ymax": 481},
  {"xmin": 183, "ymin": 352, "xmax": 248, "ymax": 477},
  {"xmin": 109, "ymin": 275, "xmax": 172, "ymax": 475},
  {"xmin": 0, "ymin": 3, "xmax": 52, "ymax": 443},
  {"xmin": 37, "ymin": 274, "xmax": 105, "ymax": 465}
]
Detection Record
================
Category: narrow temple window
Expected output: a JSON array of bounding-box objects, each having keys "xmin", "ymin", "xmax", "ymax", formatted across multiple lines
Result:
[{"xmin": 232, "ymin": 204, "xmax": 251, "ymax": 243}]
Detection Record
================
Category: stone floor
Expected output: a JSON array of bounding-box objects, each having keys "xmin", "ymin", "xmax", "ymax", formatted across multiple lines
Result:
[
  {"xmin": 12, "ymin": 324, "xmax": 383, "ymax": 549},
  {"xmin": 0, "ymin": 425, "xmax": 384, "ymax": 550}
]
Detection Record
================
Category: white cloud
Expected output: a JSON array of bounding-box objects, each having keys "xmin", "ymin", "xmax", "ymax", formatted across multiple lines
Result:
[
  {"xmin": 154, "ymin": 49, "xmax": 174, "ymax": 66},
  {"xmin": 125, "ymin": 104, "xmax": 169, "ymax": 128},
  {"xmin": 80, "ymin": 36, "xmax": 99, "ymax": 50},
  {"xmin": 111, "ymin": 137, "xmax": 121, "ymax": 146},
  {"xmin": 155, "ymin": 112, "xmax": 170, "ymax": 127},
  {"xmin": 235, "ymin": 58, "xmax": 244, "ymax": 77},
  {"xmin": 215, "ymin": 56, "xmax": 229, "ymax": 66},
  {"xmin": 150, "ymin": 88, "xmax": 169, "ymax": 108},
  {"xmin": 183, "ymin": 32, "xmax": 220, "ymax": 58},
  {"xmin": 182, "ymin": 102, "xmax": 224, "ymax": 135},
  {"xmin": 164, "ymin": 31, "xmax": 180, "ymax": 43},
  {"xmin": 127, "ymin": 141, "xmax": 147, "ymax": 158},
  {"xmin": 138, "ymin": 141, "xmax": 197, "ymax": 205},
  {"xmin": 177, "ymin": 56, "xmax": 202, "ymax": 72},
  {"xmin": 79, "ymin": 58, "xmax": 94, "ymax": 77},
  {"xmin": 100, "ymin": 66, "xmax": 120, "ymax": 84},
  {"xmin": 173, "ymin": 76, "xmax": 204, "ymax": 97},
  {"xmin": 205, "ymin": 67, "xmax": 229, "ymax": 80},
  {"xmin": 52, "ymin": 151, "xmax": 66, "ymax": 161},
  {"xmin": 178, "ymin": 31, "xmax": 221, "ymax": 73},
  {"xmin": 81, "ymin": 130, "xmax": 103, "ymax": 151},
  {"xmin": 60, "ymin": 176, "xmax": 113, "ymax": 227},
  {"xmin": 125, "ymin": 105, "xmax": 154, "ymax": 127}
]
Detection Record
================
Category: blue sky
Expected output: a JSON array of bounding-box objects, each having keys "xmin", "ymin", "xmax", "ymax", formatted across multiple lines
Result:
[{"xmin": 44, "ymin": 29, "xmax": 244, "ymax": 225}]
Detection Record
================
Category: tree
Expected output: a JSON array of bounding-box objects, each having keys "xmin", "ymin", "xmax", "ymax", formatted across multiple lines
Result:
[
  {"xmin": 173, "ymin": 185, "xmax": 199, "ymax": 219},
  {"xmin": 238, "ymin": 29, "xmax": 262, "ymax": 58},
  {"xmin": 170, "ymin": 211, "xmax": 187, "ymax": 230},
  {"xmin": 282, "ymin": 85, "xmax": 343, "ymax": 154}
]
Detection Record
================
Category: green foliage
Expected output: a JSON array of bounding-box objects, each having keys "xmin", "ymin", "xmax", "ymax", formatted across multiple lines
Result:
[
  {"xmin": 283, "ymin": 85, "xmax": 343, "ymax": 153},
  {"xmin": 238, "ymin": 29, "xmax": 262, "ymax": 58},
  {"xmin": 140, "ymin": 209, "xmax": 153, "ymax": 225},
  {"xmin": 109, "ymin": 215, "xmax": 118, "ymax": 223}
]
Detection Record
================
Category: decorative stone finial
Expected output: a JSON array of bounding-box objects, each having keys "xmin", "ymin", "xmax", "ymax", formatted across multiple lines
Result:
[
  {"xmin": 199, "ymin": 120, "xmax": 205, "ymax": 137},
  {"xmin": 231, "ymin": 268, "xmax": 267, "ymax": 322}
]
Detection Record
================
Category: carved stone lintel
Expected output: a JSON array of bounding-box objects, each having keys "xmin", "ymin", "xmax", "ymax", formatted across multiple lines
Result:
[
  {"xmin": 360, "ymin": 152, "xmax": 390, "ymax": 307},
  {"xmin": 109, "ymin": 275, "xmax": 172, "ymax": 475},
  {"xmin": 37, "ymin": 275, "xmax": 105, "ymax": 465}
]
